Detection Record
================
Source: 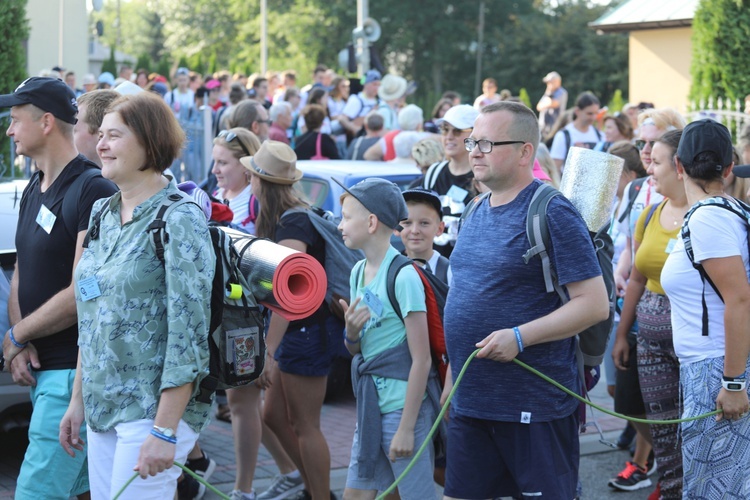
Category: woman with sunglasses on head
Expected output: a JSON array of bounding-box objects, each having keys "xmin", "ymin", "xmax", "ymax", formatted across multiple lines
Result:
[
  {"xmin": 243, "ymin": 141, "xmax": 341, "ymax": 500},
  {"xmin": 611, "ymin": 130, "xmax": 687, "ymax": 498},
  {"xmin": 211, "ymin": 128, "xmax": 262, "ymax": 234},
  {"xmin": 661, "ymin": 120, "xmax": 750, "ymax": 498},
  {"xmin": 59, "ymin": 92, "xmax": 214, "ymax": 499}
]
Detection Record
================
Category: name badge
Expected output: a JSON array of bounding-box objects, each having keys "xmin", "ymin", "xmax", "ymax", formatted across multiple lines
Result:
[
  {"xmin": 446, "ymin": 185, "xmax": 469, "ymax": 203},
  {"xmin": 362, "ymin": 287, "xmax": 384, "ymax": 318},
  {"xmin": 665, "ymin": 238, "xmax": 677, "ymax": 254},
  {"xmin": 78, "ymin": 276, "xmax": 102, "ymax": 301},
  {"xmin": 36, "ymin": 204, "xmax": 56, "ymax": 234}
]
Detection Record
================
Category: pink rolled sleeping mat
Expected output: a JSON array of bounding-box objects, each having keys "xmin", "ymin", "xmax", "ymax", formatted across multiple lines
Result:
[{"xmin": 220, "ymin": 227, "xmax": 326, "ymax": 321}]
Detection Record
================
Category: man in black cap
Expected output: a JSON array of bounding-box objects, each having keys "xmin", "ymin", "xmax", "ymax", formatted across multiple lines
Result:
[{"xmin": 0, "ymin": 77, "xmax": 117, "ymax": 500}]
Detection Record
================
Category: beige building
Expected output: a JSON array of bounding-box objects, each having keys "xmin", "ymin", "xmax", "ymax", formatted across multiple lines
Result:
[
  {"xmin": 590, "ymin": 0, "xmax": 698, "ymax": 113},
  {"xmin": 25, "ymin": 0, "xmax": 89, "ymax": 79}
]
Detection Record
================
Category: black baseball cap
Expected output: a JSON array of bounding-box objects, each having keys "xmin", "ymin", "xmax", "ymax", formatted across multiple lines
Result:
[
  {"xmin": 402, "ymin": 188, "xmax": 443, "ymax": 219},
  {"xmin": 676, "ymin": 119, "xmax": 733, "ymax": 168},
  {"xmin": 732, "ymin": 165, "xmax": 750, "ymax": 178},
  {"xmin": 0, "ymin": 77, "xmax": 78, "ymax": 124}
]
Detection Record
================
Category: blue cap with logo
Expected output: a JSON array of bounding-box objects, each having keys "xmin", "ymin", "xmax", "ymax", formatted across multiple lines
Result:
[{"xmin": 0, "ymin": 77, "xmax": 78, "ymax": 124}]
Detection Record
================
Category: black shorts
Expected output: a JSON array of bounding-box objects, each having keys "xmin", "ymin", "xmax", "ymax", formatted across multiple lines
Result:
[
  {"xmin": 275, "ymin": 316, "xmax": 342, "ymax": 377},
  {"xmin": 614, "ymin": 332, "xmax": 646, "ymax": 416}
]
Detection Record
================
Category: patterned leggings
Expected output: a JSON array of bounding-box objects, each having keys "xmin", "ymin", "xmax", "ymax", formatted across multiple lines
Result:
[
  {"xmin": 636, "ymin": 289, "xmax": 682, "ymax": 499},
  {"xmin": 681, "ymin": 357, "xmax": 750, "ymax": 498}
]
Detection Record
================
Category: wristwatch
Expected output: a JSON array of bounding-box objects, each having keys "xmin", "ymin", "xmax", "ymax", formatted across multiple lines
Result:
[
  {"xmin": 153, "ymin": 425, "xmax": 176, "ymax": 438},
  {"xmin": 722, "ymin": 376, "xmax": 747, "ymax": 392}
]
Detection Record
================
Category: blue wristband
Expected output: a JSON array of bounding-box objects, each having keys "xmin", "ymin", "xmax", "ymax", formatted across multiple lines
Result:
[
  {"xmin": 150, "ymin": 428, "xmax": 177, "ymax": 444},
  {"xmin": 8, "ymin": 326, "xmax": 28, "ymax": 349},
  {"xmin": 344, "ymin": 330, "xmax": 361, "ymax": 345},
  {"xmin": 513, "ymin": 326, "xmax": 524, "ymax": 353}
]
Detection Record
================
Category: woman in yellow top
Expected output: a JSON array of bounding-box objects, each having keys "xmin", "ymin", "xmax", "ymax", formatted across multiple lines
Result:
[{"xmin": 611, "ymin": 129, "xmax": 686, "ymax": 499}]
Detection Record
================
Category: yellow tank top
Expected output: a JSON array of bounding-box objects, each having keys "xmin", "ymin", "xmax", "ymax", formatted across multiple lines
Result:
[{"xmin": 634, "ymin": 201, "xmax": 680, "ymax": 295}]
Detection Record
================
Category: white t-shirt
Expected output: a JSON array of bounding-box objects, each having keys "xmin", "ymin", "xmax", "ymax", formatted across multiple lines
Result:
[
  {"xmin": 342, "ymin": 92, "xmax": 378, "ymax": 120},
  {"xmin": 661, "ymin": 200, "xmax": 750, "ymax": 364},
  {"xmin": 215, "ymin": 184, "xmax": 255, "ymax": 234},
  {"xmin": 549, "ymin": 123, "xmax": 602, "ymax": 161},
  {"xmin": 164, "ymin": 88, "xmax": 195, "ymax": 115},
  {"xmin": 615, "ymin": 177, "xmax": 665, "ymax": 243}
]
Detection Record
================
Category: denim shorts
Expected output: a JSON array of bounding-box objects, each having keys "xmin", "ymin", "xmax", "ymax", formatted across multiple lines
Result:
[
  {"xmin": 276, "ymin": 315, "xmax": 343, "ymax": 377},
  {"xmin": 346, "ymin": 400, "xmax": 438, "ymax": 499},
  {"xmin": 15, "ymin": 369, "xmax": 89, "ymax": 500},
  {"xmin": 444, "ymin": 410, "xmax": 579, "ymax": 499}
]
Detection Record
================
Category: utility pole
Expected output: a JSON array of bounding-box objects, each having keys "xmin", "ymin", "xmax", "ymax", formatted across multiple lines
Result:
[
  {"xmin": 474, "ymin": 1, "xmax": 485, "ymax": 100},
  {"xmin": 260, "ymin": 0, "xmax": 267, "ymax": 74},
  {"xmin": 357, "ymin": 0, "xmax": 370, "ymax": 75}
]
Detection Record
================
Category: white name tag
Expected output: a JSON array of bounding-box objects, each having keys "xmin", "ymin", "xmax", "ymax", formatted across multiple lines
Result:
[
  {"xmin": 36, "ymin": 204, "xmax": 56, "ymax": 234},
  {"xmin": 446, "ymin": 185, "xmax": 469, "ymax": 203},
  {"xmin": 362, "ymin": 287, "xmax": 384, "ymax": 318},
  {"xmin": 665, "ymin": 238, "xmax": 677, "ymax": 254},
  {"xmin": 78, "ymin": 276, "xmax": 102, "ymax": 301}
]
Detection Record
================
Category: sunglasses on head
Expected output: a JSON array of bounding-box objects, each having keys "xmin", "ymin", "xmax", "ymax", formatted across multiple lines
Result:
[
  {"xmin": 635, "ymin": 139, "xmax": 655, "ymax": 151},
  {"xmin": 218, "ymin": 130, "xmax": 251, "ymax": 157}
]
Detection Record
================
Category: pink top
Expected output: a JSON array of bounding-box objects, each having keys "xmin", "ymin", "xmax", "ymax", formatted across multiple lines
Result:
[
  {"xmin": 533, "ymin": 159, "xmax": 552, "ymax": 182},
  {"xmin": 268, "ymin": 123, "xmax": 290, "ymax": 144}
]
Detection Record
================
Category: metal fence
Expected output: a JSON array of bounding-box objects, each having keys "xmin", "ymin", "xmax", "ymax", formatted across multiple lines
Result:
[
  {"xmin": 688, "ymin": 97, "xmax": 750, "ymax": 142},
  {"xmin": 0, "ymin": 105, "xmax": 215, "ymax": 183}
]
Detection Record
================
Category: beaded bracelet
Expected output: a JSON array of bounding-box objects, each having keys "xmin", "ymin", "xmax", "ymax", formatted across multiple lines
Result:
[
  {"xmin": 513, "ymin": 326, "xmax": 524, "ymax": 353},
  {"xmin": 8, "ymin": 326, "xmax": 28, "ymax": 349},
  {"xmin": 150, "ymin": 428, "xmax": 177, "ymax": 444}
]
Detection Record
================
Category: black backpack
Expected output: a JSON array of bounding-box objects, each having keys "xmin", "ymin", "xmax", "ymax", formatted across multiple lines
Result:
[
  {"xmin": 681, "ymin": 196, "xmax": 750, "ymax": 336},
  {"xmin": 84, "ymin": 192, "xmax": 266, "ymax": 404},
  {"xmin": 461, "ymin": 183, "xmax": 616, "ymax": 368}
]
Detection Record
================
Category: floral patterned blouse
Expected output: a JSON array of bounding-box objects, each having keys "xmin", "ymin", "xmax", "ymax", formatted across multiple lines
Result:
[{"xmin": 74, "ymin": 184, "xmax": 215, "ymax": 433}]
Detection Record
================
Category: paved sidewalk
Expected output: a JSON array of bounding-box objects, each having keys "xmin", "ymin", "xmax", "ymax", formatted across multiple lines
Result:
[{"xmin": 0, "ymin": 376, "xmax": 653, "ymax": 499}]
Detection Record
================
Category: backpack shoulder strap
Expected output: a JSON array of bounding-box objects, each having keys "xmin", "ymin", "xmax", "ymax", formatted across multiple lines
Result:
[
  {"xmin": 82, "ymin": 202, "xmax": 111, "ymax": 248},
  {"xmin": 62, "ymin": 166, "xmax": 101, "ymax": 239},
  {"xmin": 458, "ymin": 191, "xmax": 491, "ymax": 234},
  {"xmin": 643, "ymin": 201, "xmax": 661, "ymax": 230},
  {"xmin": 617, "ymin": 176, "xmax": 647, "ymax": 224},
  {"xmin": 423, "ymin": 161, "xmax": 448, "ymax": 190},
  {"xmin": 147, "ymin": 192, "xmax": 198, "ymax": 264},
  {"xmin": 562, "ymin": 129, "xmax": 571, "ymax": 158},
  {"xmin": 522, "ymin": 183, "xmax": 566, "ymax": 302},
  {"xmin": 594, "ymin": 127, "xmax": 602, "ymax": 140},
  {"xmin": 434, "ymin": 255, "xmax": 451, "ymax": 286},
  {"xmin": 385, "ymin": 254, "xmax": 414, "ymax": 323}
]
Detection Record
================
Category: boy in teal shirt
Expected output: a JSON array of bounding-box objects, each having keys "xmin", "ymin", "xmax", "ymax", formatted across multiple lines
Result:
[{"xmin": 335, "ymin": 178, "xmax": 440, "ymax": 499}]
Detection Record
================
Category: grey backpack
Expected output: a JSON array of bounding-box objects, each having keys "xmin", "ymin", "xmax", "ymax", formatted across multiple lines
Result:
[{"xmin": 282, "ymin": 206, "xmax": 365, "ymax": 320}]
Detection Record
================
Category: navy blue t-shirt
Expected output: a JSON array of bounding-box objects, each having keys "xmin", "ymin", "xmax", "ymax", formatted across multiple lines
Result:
[{"xmin": 444, "ymin": 180, "xmax": 601, "ymax": 422}]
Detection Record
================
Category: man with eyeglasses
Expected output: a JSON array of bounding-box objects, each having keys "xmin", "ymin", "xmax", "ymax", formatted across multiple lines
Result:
[
  {"xmin": 419, "ymin": 104, "xmax": 479, "ymax": 256},
  {"xmin": 442, "ymin": 101, "xmax": 608, "ymax": 500}
]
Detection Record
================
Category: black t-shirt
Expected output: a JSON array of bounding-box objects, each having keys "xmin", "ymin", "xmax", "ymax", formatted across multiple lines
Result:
[
  {"xmin": 16, "ymin": 155, "xmax": 118, "ymax": 370},
  {"xmin": 431, "ymin": 165, "xmax": 476, "ymax": 206},
  {"xmin": 275, "ymin": 210, "xmax": 329, "ymax": 327},
  {"xmin": 294, "ymin": 131, "xmax": 340, "ymax": 160}
]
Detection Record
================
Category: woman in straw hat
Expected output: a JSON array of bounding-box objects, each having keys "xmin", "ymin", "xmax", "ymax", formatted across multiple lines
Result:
[{"xmin": 242, "ymin": 141, "xmax": 340, "ymax": 500}]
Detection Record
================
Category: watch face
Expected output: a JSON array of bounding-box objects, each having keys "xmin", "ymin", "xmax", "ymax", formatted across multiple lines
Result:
[{"xmin": 728, "ymin": 383, "xmax": 742, "ymax": 391}]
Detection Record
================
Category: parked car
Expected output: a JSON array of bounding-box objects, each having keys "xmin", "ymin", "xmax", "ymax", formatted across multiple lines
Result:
[
  {"xmin": 295, "ymin": 160, "xmax": 422, "ymax": 216},
  {"xmin": 294, "ymin": 160, "xmax": 423, "ymax": 400},
  {"xmin": 0, "ymin": 179, "xmax": 30, "ymax": 432}
]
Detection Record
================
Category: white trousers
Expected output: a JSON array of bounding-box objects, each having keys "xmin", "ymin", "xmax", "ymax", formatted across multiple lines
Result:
[{"xmin": 87, "ymin": 419, "xmax": 198, "ymax": 500}]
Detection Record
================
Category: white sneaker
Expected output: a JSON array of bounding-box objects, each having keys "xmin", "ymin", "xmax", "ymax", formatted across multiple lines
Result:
[
  {"xmin": 256, "ymin": 474, "xmax": 305, "ymax": 500},
  {"xmin": 230, "ymin": 490, "xmax": 256, "ymax": 500}
]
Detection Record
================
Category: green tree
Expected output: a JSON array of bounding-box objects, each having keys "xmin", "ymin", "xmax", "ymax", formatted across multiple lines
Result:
[
  {"xmin": 189, "ymin": 53, "xmax": 205, "ymax": 75},
  {"xmin": 207, "ymin": 52, "xmax": 218, "ymax": 75},
  {"xmin": 177, "ymin": 55, "xmax": 189, "ymax": 70},
  {"xmin": 102, "ymin": 46, "xmax": 118, "ymax": 75},
  {"xmin": 135, "ymin": 53, "xmax": 152, "ymax": 72},
  {"xmin": 690, "ymin": 0, "xmax": 750, "ymax": 102},
  {"xmin": 0, "ymin": 0, "xmax": 29, "ymax": 177},
  {"xmin": 156, "ymin": 57, "xmax": 171, "ymax": 79}
]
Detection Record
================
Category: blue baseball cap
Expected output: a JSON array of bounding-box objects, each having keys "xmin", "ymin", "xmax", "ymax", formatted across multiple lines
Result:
[{"xmin": 333, "ymin": 177, "xmax": 408, "ymax": 230}]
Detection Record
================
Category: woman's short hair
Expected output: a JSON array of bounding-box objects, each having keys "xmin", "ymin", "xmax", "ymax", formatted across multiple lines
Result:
[
  {"xmin": 302, "ymin": 104, "xmax": 326, "ymax": 131},
  {"xmin": 107, "ymin": 93, "xmax": 185, "ymax": 173},
  {"xmin": 431, "ymin": 98, "xmax": 453, "ymax": 119},
  {"xmin": 397, "ymin": 104, "xmax": 423, "ymax": 131},
  {"xmin": 213, "ymin": 128, "xmax": 261, "ymax": 160},
  {"xmin": 307, "ymin": 88, "xmax": 327, "ymax": 107},
  {"xmin": 638, "ymin": 107, "xmax": 686, "ymax": 131}
]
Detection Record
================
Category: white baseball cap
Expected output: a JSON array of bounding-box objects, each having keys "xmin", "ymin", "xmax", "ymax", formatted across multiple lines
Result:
[{"xmin": 436, "ymin": 104, "xmax": 479, "ymax": 130}]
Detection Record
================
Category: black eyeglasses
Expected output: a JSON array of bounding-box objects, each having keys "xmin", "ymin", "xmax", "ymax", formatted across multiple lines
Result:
[
  {"xmin": 464, "ymin": 138, "xmax": 525, "ymax": 154},
  {"xmin": 255, "ymin": 119, "xmax": 273, "ymax": 126},
  {"xmin": 218, "ymin": 130, "xmax": 251, "ymax": 157},
  {"xmin": 635, "ymin": 139, "xmax": 655, "ymax": 151}
]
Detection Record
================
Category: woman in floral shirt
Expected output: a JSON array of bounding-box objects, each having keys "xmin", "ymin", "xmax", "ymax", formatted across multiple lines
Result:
[{"xmin": 59, "ymin": 92, "xmax": 214, "ymax": 499}]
